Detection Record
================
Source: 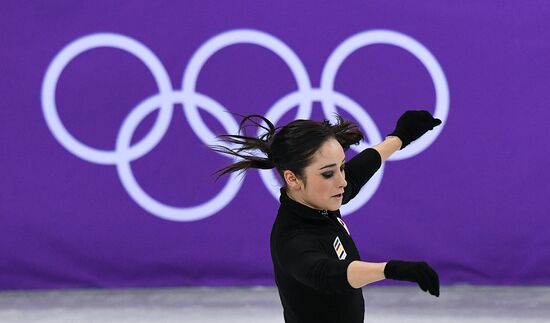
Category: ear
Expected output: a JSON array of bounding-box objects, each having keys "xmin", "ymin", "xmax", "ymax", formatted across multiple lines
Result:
[{"xmin": 283, "ymin": 170, "xmax": 303, "ymax": 191}]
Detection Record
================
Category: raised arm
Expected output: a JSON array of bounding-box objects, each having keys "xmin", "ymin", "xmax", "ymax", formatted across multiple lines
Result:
[
  {"xmin": 372, "ymin": 136, "xmax": 402, "ymax": 162},
  {"xmin": 342, "ymin": 110, "xmax": 441, "ymax": 204},
  {"xmin": 342, "ymin": 148, "xmax": 382, "ymax": 204},
  {"xmin": 377, "ymin": 109, "xmax": 442, "ymax": 160}
]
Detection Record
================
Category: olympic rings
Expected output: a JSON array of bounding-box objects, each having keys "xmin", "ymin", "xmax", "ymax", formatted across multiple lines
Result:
[{"xmin": 41, "ymin": 28, "xmax": 449, "ymax": 221}]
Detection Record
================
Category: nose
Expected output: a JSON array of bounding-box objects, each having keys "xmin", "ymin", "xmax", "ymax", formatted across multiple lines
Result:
[{"xmin": 338, "ymin": 171, "xmax": 347, "ymax": 189}]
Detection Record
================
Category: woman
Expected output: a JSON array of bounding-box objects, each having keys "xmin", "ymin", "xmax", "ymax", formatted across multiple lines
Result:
[{"xmin": 211, "ymin": 110, "xmax": 442, "ymax": 323}]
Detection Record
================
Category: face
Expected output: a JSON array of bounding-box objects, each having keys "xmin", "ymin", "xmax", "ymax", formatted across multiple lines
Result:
[{"xmin": 285, "ymin": 138, "xmax": 347, "ymax": 211}]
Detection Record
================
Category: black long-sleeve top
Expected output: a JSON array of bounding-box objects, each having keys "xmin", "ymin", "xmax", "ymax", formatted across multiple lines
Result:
[{"xmin": 270, "ymin": 148, "xmax": 382, "ymax": 323}]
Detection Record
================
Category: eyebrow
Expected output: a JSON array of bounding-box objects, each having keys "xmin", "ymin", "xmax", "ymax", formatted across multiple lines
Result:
[{"xmin": 318, "ymin": 158, "xmax": 346, "ymax": 170}]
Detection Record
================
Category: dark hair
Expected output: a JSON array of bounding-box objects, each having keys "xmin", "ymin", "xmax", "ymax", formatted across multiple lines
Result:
[{"xmin": 210, "ymin": 114, "xmax": 364, "ymax": 185}]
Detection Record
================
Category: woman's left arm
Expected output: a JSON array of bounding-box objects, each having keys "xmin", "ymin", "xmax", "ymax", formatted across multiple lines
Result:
[
  {"xmin": 341, "ymin": 137, "xmax": 399, "ymax": 204},
  {"xmin": 372, "ymin": 136, "xmax": 402, "ymax": 163},
  {"xmin": 342, "ymin": 110, "xmax": 441, "ymax": 204}
]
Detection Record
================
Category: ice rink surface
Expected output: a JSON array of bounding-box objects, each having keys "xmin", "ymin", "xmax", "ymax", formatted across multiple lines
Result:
[{"xmin": 1, "ymin": 285, "xmax": 549, "ymax": 323}]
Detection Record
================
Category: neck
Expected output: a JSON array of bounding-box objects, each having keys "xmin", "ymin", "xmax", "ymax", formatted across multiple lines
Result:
[{"xmin": 286, "ymin": 189, "xmax": 321, "ymax": 211}]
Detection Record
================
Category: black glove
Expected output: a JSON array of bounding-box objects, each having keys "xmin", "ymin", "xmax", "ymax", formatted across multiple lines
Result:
[
  {"xmin": 388, "ymin": 110, "xmax": 442, "ymax": 149},
  {"xmin": 384, "ymin": 260, "xmax": 440, "ymax": 297}
]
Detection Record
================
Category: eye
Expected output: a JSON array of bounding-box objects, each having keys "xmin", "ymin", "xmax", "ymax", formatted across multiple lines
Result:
[
  {"xmin": 322, "ymin": 171, "xmax": 334, "ymax": 179},
  {"xmin": 322, "ymin": 164, "xmax": 345, "ymax": 179}
]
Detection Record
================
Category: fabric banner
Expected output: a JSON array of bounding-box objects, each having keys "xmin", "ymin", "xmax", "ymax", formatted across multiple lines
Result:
[{"xmin": 1, "ymin": 1, "xmax": 549, "ymax": 289}]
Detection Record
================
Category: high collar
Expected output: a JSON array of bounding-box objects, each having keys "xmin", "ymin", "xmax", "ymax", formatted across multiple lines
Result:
[{"xmin": 279, "ymin": 188, "xmax": 335, "ymax": 221}]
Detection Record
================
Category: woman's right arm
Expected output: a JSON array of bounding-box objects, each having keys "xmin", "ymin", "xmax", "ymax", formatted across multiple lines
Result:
[
  {"xmin": 347, "ymin": 260, "xmax": 440, "ymax": 297},
  {"xmin": 346, "ymin": 261, "xmax": 387, "ymax": 288}
]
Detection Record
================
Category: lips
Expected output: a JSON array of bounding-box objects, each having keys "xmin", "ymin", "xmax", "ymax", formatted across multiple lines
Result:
[{"xmin": 332, "ymin": 193, "xmax": 344, "ymax": 198}]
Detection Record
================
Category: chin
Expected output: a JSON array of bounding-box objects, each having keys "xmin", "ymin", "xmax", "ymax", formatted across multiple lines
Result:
[{"xmin": 327, "ymin": 202, "xmax": 342, "ymax": 211}]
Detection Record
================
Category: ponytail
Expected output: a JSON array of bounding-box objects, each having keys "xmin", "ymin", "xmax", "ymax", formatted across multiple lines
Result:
[
  {"xmin": 211, "ymin": 113, "xmax": 364, "ymax": 183},
  {"xmin": 209, "ymin": 114, "xmax": 277, "ymax": 179}
]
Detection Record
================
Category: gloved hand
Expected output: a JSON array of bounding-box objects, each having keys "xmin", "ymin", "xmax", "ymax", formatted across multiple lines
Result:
[
  {"xmin": 388, "ymin": 110, "xmax": 442, "ymax": 149},
  {"xmin": 384, "ymin": 260, "xmax": 440, "ymax": 297}
]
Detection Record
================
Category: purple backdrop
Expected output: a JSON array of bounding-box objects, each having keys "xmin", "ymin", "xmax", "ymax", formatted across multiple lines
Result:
[{"xmin": 1, "ymin": 1, "xmax": 550, "ymax": 289}]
